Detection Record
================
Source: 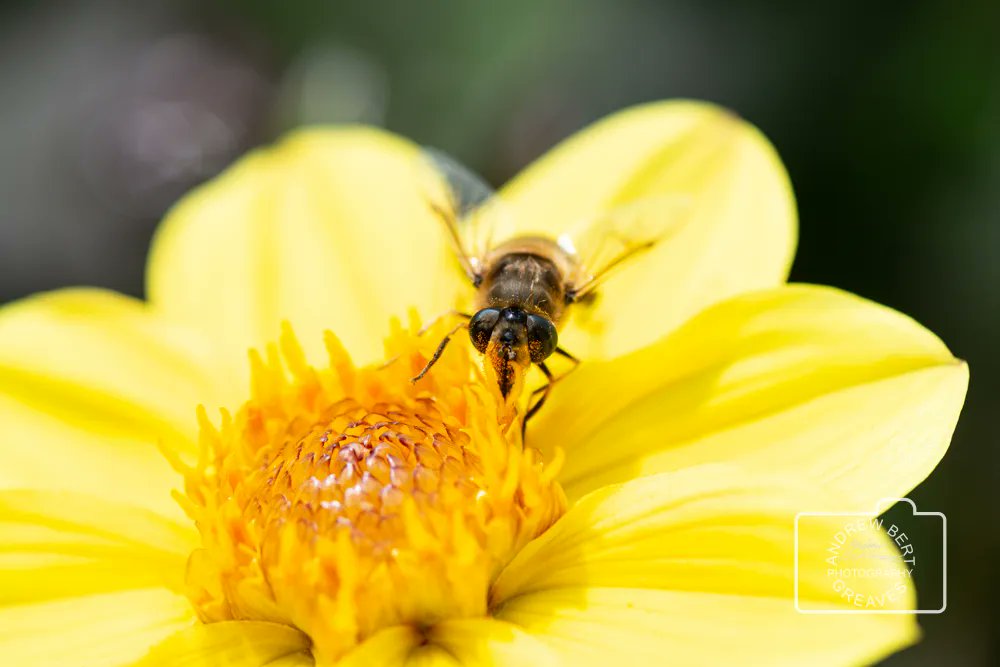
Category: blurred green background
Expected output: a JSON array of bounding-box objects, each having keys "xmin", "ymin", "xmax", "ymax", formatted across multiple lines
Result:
[{"xmin": 0, "ymin": 1, "xmax": 995, "ymax": 663}]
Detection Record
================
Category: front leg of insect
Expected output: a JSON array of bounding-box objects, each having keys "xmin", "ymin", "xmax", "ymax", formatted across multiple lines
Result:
[
  {"xmin": 523, "ymin": 362, "xmax": 553, "ymax": 438},
  {"xmin": 522, "ymin": 346, "xmax": 581, "ymax": 438},
  {"xmin": 410, "ymin": 319, "xmax": 470, "ymax": 383},
  {"xmin": 417, "ymin": 309, "xmax": 474, "ymax": 336}
]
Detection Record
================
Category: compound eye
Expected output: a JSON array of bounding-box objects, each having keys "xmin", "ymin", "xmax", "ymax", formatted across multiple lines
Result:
[
  {"xmin": 468, "ymin": 308, "xmax": 500, "ymax": 353},
  {"xmin": 526, "ymin": 314, "xmax": 557, "ymax": 363}
]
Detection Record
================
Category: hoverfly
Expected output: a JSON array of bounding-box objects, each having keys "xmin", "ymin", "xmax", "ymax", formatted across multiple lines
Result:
[{"xmin": 411, "ymin": 148, "xmax": 690, "ymax": 428}]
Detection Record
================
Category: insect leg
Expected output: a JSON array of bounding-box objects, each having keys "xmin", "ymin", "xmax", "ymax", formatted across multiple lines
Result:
[
  {"xmin": 521, "ymin": 348, "xmax": 581, "ymax": 440},
  {"xmin": 418, "ymin": 309, "xmax": 472, "ymax": 336},
  {"xmin": 548, "ymin": 346, "xmax": 582, "ymax": 382},
  {"xmin": 410, "ymin": 322, "xmax": 467, "ymax": 383},
  {"xmin": 554, "ymin": 346, "xmax": 581, "ymax": 368},
  {"xmin": 522, "ymin": 362, "xmax": 554, "ymax": 440}
]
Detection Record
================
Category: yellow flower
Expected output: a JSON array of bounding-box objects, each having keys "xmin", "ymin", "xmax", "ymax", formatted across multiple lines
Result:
[{"xmin": 0, "ymin": 101, "xmax": 967, "ymax": 666}]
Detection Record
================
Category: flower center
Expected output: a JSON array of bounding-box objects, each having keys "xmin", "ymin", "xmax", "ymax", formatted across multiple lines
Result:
[{"xmin": 173, "ymin": 320, "xmax": 566, "ymax": 662}]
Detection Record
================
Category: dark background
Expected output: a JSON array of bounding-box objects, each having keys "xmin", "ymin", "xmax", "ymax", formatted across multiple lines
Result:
[{"xmin": 1, "ymin": 1, "xmax": 996, "ymax": 663}]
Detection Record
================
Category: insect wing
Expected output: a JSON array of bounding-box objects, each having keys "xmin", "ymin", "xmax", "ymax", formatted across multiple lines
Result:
[
  {"xmin": 420, "ymin": 148, "xmax": 513, "ymax": 283},
  {"xmin": 559, "ymin": 194, "xmax": 693, "ymax": 301}
]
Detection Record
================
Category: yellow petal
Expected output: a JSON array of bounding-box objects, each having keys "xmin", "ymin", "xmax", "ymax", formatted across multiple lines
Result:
[
  {"xmin": 429, "ymin": 618, "xmax": 560, "ymax": 667},
  {"xmin": 493, "ymin": 466, "xmax": 918, "ymax": 666},
  {"xmin": 0, "ymin": 395, "xmax": 184, "ymax": 516},
  {"xmin": 502, "ymin": 100, "xmax": 796, "ymax": 359},
  {"xmin": 338, "ymin": 626, "xmax": 420, "ymax": 667},
  {"xmin": 264, "ymin": 654, "xmax": 314, "ymax": 667},
  {"xmin": 0, "ymin": 490, "xmax": 196, "ymax": 604},
  {"xmin": 0, "ymin": 288, "xmax": 228, "ymax": 515},
  {"xmin": 147, "ymin": 127, "xmax": 458, "ymax": 370},
  {"xmin": 0, "ymin": 588, "xmax": 195, "ymax": 667},
  {"xmin": 532, "ymin": 284, "xmax": 967, "ymax": 508},
  {"xmin": 497, "ymin": 587, "xmax": 916, "ymax": 667},
  {"xmin": 0, "ymin": 288, "xmax": 229, "ymax": 442},
  {"xmin": 493, "ymin": 465, "xmax": 913, "ymax": 605},
  {"xmin": 135, "ymin": 621, "xmax": 310, "ymax": 667},
  {"xmin": 264, "ymin": 655, "xmax": 314, "ymax": 667},
  {"xmin": 404, "ymin": 646, "xmax": 461, "ymax": 667}
]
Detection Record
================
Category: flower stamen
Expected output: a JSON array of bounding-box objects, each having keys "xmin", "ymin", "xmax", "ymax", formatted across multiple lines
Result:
[{"xmin": 172, "ymin": 320, "xmax": 566, "ymax": 661}]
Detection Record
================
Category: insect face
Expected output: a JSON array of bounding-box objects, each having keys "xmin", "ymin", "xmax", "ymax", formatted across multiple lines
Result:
[{"xmin": 470, "ymin": 307, "xmax": 530, "ymax": 399}]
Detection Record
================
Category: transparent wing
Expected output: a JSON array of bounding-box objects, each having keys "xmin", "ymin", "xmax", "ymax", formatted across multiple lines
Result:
[
  {"xmin": 559, "ymin": 194, "xmax": 693, "ymax": 302},
  {"xmin": 419, "ymin": 147, "xmax": 513, "ymax": 284}
]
